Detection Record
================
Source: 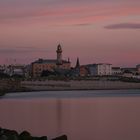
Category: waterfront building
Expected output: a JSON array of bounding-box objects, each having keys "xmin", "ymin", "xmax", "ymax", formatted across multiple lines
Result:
[
  {"xmin": 31, "ymin": 44, "xmax": 71, "ymax": 77},
  {"xmin": 74, "ymin": 58, "xmax": 80, "ymax": 76},
  {"xmin": 69, "ymin": 58, "xmax": 89, "ymax": 77},
  {"xmin": 80, "ymin": 65, "xmax": 89, "ymax": 77},
  {"xmin": 75, "ymin": 57, "xmax": 80, "ymax": 68},
  {"xmin": 0, "ymin": 65, "xmax": 6, "ymax": 73},
  {"xmin": 112, "ymin": 67, "xmax": 122, "ymax": 75},
  {"xmin": 121, "ymin": 68, "xmax": 137, "ymax": 75},
  {"xmin": 122, "ymin": 70, "xmax": 133, "ymax": 78},
  {"xmin": 136, "ymin": 64, "xmax": 140, "ymax": 74},
  {"xmin": 88, "ymin": 63, "xmax": 112, "ymax": 76},
  {"xmin": 70, "ymin": 58, "xmax": 89, "ymax": 77},
  {"xmin": 3, "ymin": 65, "xmax": 26, "ymax": 76}
]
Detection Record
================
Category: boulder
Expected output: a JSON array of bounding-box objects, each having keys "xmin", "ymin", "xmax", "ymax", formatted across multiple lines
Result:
[
  {"xmin": 0, "ymin": 135, "xmax": 8, "ymax": 140},
  {"xmin": 52, "ymin": 135, "xmax": 67, "ymax": 140},
  {"xmin": 0, "ymin": 129, "xmax": 19, "ymax": 140},
  {"xmin": 19, "ymin": 131, "xmax": 31, "ymax": 140},
  {"xmin": 0, "ymin": 128, "xmax": 67, "ymax": 140},
  {"xmin": 31, "ymin": 136, "xmax": 47, "ymax": 140},
  {"xmin": 39, "ymin": 136, "xmax": 47, "ymax": 140}
]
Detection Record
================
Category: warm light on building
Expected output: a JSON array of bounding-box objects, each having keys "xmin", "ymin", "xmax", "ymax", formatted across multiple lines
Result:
[{"xmin": 31, "ymin": 45, "xmax": 71, "ymax": 77}]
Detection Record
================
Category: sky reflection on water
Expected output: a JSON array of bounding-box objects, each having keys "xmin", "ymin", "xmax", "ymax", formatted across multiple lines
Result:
[{"xmin": 0, "ymin": 90, "xmax": 140, "ymax": 140}]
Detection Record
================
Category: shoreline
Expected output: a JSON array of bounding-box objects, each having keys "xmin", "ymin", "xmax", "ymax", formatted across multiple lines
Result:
[
  {"xmin": 0, "ymin": 80, "xmax": 140, "ymax": 96},
  {"xmin": 21, "ymin": 80, "xmax": 140, "ymax": 91}
]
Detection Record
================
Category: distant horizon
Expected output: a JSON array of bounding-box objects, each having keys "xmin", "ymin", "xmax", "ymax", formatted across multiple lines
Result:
[
  {"xmin": 0, "ymin": 54, "xmax": 139, "ymax": 68},
  {"xmin": 0, "ymin": 0, "xmax": 140, "ymax": 67}
]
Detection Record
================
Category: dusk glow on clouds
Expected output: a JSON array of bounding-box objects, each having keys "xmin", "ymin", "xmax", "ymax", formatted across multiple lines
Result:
[
  {"xmin": 0, "ymin": 0, "xmax": 140, "ymax": 66},
  {"xmin": 105, "ymin": 23, "xmax": 140, "ymax": 29}
]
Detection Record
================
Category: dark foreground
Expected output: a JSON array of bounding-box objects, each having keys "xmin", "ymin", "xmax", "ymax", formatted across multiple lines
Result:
[{"xmin": 0, "ymin": 128, "xmax": 67, "ymax": 140}]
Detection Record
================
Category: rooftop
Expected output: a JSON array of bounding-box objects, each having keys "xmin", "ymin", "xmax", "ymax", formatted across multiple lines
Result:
[
  {"xmin": 121, "ymin": 68, "xmax": 137, "ymax": 71},
  {"xmin": 112, "ymin": 67, "xmax": 121, "ymax": 69},
  {"xmin": 32, "ymin": 59, "xmax": 70, "ymax": 64}
]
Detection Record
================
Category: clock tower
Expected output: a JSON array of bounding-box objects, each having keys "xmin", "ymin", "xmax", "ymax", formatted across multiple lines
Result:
[{"xmin": 56, "ymin": 44, "xmax": 62, "ymax": 65}]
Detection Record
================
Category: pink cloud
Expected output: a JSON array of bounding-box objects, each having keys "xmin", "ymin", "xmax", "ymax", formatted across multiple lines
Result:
[
  {"xmin": 0, "ymin": 1, "xmax": 140, "ymax": 66},
  {"xmin": 0, "ymin": 3, "xmax": 140, "ymax": 26},
  {"xmin": 105, "ymin": 23, "xmax": 140, "ymax": 29}
]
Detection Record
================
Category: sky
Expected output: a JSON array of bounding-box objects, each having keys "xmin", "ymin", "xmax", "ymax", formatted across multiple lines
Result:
[{"xmin": 0, "ymin": 0, "xmax": 140, "ymax": 67}]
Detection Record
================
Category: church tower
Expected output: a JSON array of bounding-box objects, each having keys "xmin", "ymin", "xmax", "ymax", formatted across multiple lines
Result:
[
  {"xmin": 75, "ymin": 57, "xmax": 80, "ymax": 76},
  {"xmin": 75, "ymin": 57, "xmax": 80, "ymax": 68},
  {"xmin": 56, "ymin": 44, "xmax": 62, "ymax": 65}
]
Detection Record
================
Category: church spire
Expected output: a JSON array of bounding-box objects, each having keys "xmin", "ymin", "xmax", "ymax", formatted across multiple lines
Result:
[
  {"xmin": 68, "ymin": 57, "xmax": 70, "ymax": 63},
  {"xmin": 75, "ymin": 57, "xmax": 80, "ymax": 68}
]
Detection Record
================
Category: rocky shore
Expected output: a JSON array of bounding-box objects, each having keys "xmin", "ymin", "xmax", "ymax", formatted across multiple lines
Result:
[{"xmin": 0, "ymin": 128, "xmax": 67, "ymax": 140}]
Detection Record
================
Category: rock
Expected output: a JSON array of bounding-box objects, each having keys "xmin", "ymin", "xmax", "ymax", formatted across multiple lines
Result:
[
  {"xmin": 31, "ymin": 137, "xmax": 39, "ymax": 140},
  {"xmin": 31, "ymin": 136, "xmax": 47, "ymax": 140},
  {"xmin": 19, "ymin": 131, "xmax": 31, "ymax": 140},
  {"xmin": 0, "ymin": 127, "xmax": 4, "ymax": 135},
  {"xmin": 0, "ymin": 129, "xmax": 19, "ymax": 140},
  {"xmin": 39, "ymin": 136, "xmax": 47, "ymax": 140},
  {"xmin": 0, "ymin": 128, "xmax": 67, "ymax": 140},
  {"xmin": 52, "ymin": 135, "xmax": 67, "ymax": 140},
  {"xmin": 0, "ymin": 135, "xmax": 8, "ymax": 140}
]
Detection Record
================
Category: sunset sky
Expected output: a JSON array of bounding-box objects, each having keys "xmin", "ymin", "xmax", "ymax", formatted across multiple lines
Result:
[{"xmin": 0, "ymin": 0, "xmax": 140, "ymax": 67}]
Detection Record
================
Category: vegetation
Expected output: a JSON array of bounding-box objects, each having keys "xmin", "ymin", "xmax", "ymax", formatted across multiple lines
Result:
[
  {"xmin": 0, "ymin": 72, "xmax": 10, "ymax": 79},
  {"xmin": 0, "ymin": 90, "xmax": 6, "ymax": 97},
  {"xmin": 120, "ymin": 77, "xmax": 140, "ymax": 83}
]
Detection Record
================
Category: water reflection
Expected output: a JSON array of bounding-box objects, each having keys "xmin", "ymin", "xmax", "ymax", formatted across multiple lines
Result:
[
  {"xmin": 56, "ymin": 99, "xmax": 62, "ymax": 135},
  {"xmin": 0, "ymin": 90, "xmax": 140, "ymax": 140}
]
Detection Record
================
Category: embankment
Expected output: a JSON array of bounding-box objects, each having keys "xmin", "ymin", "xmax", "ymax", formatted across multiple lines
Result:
[
  {"xmin": 0, "ymin": 79, "xmax": 29, "ymax": 95},
  {"xmin": 1, "ymin": 79, "xmax": 140, "ymax": 94},
  {"xmin": 21, "ymin": 80, "xmax": 140, "ymax": 91}
]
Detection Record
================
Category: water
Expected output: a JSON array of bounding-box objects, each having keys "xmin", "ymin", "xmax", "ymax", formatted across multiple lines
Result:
[{"xmin": 0, "ymin": 90, "xmax": 140, "ymax": 140}]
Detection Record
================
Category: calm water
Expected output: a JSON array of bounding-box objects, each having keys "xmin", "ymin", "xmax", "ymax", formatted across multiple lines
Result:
[{"xmin": 0, "ymin": 90, "xmax": 140, "ymax": 140}]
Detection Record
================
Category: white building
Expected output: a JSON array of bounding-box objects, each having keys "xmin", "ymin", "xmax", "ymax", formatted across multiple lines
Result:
[
  {"xmin": 4, "ymin": 65, "xmax": 25, "ymax": 76},
  {"xmin": 136, "ymin": 64, "xmax": 140, "ymax": 74},
  {"xmin": 88, "ymin": 63, "xmax": 112, "ymax": 76},
  {"xmin": 112, "ymin": 67, "xmax": 122, "ymax": 75},
  {"xmin": 0, "ymin": 65, "xmax": 6, "ymax": 73}
]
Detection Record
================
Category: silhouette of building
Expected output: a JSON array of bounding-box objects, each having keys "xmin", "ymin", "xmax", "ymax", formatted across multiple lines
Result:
[{"xmin": 31, "ymin": 44, "xmax": 71, "ymax": 77}]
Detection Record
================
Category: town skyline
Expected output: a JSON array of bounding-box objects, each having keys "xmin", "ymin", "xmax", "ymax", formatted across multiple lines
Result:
[
  {"xmin": 0, "ymin": 0, "xmax": 140, "ymax": 67},
  {"xmin": 0, "ymin": 43, "xmax": 139, "ymax": 68}
]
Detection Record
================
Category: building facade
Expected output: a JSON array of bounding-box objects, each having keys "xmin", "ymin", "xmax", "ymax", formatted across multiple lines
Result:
[
  {"xmin": 2, "ymin": 65, "xmax": 26, "ymax": 76},
  {"xmin": 112, "ymin": 67, "xmax": 122, "ymax": 75},
  {"xmin": 80, "ymin": 66, "xmax": 89, "ymax": 77},
  {"xmin": 88, "ymin": 63, "xmax": 112, "ymax": 76},
  {"xmin": 31, "ymin": 45, "xmax": 71, "ymax": 77},
  {"xmin": 121, "ymin": 68, "xmax": 137, "ymax": 75},
  {"xmin": 136, "ymin": 64, "xmax": 140, "ymax": 74}
]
